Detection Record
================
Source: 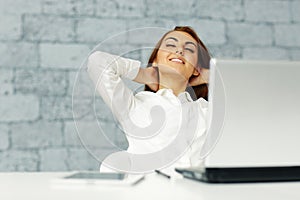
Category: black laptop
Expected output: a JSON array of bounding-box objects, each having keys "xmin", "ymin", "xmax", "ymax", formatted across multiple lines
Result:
[{"xmin": 175, "ymin": 166, "xmax": 300, "ymax": 183}]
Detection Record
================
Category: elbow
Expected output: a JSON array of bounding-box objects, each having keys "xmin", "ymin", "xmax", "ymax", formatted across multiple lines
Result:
[{"xmin": 87, "ymin": 51, "xmax": 114, "ymax": 73}]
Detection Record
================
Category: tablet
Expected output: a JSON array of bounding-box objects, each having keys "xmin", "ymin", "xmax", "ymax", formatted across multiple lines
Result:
[{"xmin": 53, "ymin": 171, "xmax": 144, "ymax": 186}]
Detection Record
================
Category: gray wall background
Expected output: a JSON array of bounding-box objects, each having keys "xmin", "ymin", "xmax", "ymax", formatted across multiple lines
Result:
[{"xmin": 0, "ymin": 0, "xmax": 300, "ymax": 171}]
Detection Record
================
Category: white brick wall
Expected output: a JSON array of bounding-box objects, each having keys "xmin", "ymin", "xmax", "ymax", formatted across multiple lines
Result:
[
  {"xmin": 227, "ymin": 23, "xmax": 273, "ymax": 46},
  {"xmin": 145, "ymin": 0, "xmax": 197, "ymax": 17},
  {"xmin": 68, "ymin": 71, "xmax": 95, "ymax": 97},
  {"xmin": 0, "ymin": 43, "xmax": 39, "ymax": 68},
  {"xmin": 0, "ymin": 69, "xmax": 13, "ymax": 95},
  {"xmin": 195, "ymin": 0, "xmax": 244, "ymax": 21},
  {"xmin": 0, "ymin": 0, "xmax": 300, "ymax": 172},
  {"xmin": 0, "ymin": 15, "xmax": 22, "ymax": 40},
  {"xmin": 23, "ymin": 15, "xmax": 75, "ymax": 42},
  {"xmin": 242, "ymin": 47, "xmax": 289, "ymax": 60},
  {"xmin": 245, "ymin": 0, "xmax": 290, "ymax": 23},
  {"xmin": 76, "ymin": 18, "xmax": 127, "ymax": 43},
  {"xmin": 15, "ymin": 69, "xmax": 68, "ymax": 96},
  {"xmin": 275, "ymin": 24, "xmax": 300, "ymax": 47},
  {"xmin": 291, "ymin": 49, "xmax": 300, "ymax": 61},
  {"xmin": 178, "ymin": 19, "xmax": 226, "ymax": 45},
  {"xmin": 291, "ymin": 1, "xmax": 300, "ymax": 22},
  {"xmin": 39, "ymin": 148, "xmax": 69, "ymax": 171},
  {"xmin": 96, "ymin": 0, "xmax": 146, "ymax": 18},
  {"xmin": 0, "ymin": 125, "xmax": 9, "ymax": 150},
  {"xmin": 42, "ymin": 0, "xmax": 95, "ymax": 16},
  {"xmin": 10, "ymin": 121, "xmax": 63, "ymax": 148},
  {"xmin": 0, "ymin": 95, "xmax": 39, "ymax": 122},
  {"xmin": 0, "ymin": 150, "xmax": 39, "ymax": 171},
  {"xmin": 41, "ymin": 96, "xmax": 94, "ymax": 120},
  {"xmin": 0, "ymin": 0, "xmax": 41, "ymax": 15},
  {"xmin": 40, "ymin": 43, "xmax": 91, "ymax": 69}
]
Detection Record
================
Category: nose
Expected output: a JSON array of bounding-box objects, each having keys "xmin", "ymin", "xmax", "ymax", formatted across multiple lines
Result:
[
  {"xmin": 175, "ymin": 49, "xmax": 183, "ymax": 55},
  {"xmin": 175, "ymin": 47, "xmax": 183, "ymax": 55}
]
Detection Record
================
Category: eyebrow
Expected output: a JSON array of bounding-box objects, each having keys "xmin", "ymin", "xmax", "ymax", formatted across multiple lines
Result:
[
  {"xmin": 164, "ymin": 37, "xmax": 197, "ymax": 48},
  {"xmin": 185, "ymin": 41, "xmax": 197, "ymax": 48},
  {"xmin": 165, "ymin": 37, "xmax": 178, "ymax": 42}
]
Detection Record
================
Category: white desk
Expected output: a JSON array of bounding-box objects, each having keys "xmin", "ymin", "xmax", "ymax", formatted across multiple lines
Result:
[{"xmin": 1, "ymin": 172, "xmax": 300, "ymax": 200}]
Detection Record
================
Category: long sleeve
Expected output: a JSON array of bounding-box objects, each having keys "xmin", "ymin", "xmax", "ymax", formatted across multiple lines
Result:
[
  {"xmin": 188, "ymin": 59, "xmax": 215, "ymax": 167},
  {"xmin": 87, "ymin": 51, "xmax": 141, "ymax": 121}
]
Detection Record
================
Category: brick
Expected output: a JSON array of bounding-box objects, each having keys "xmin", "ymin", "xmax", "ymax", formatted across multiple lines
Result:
[
  {"xmin": 0, "ymin": 150, "xmax": 38, "ymax": 171},
  {"xmin": 0, "ymin": 69, "xmax": 13, "ymax": 95},
  {"xmin": 41, "ymin": 96, "xmax": 97, "ymax": 121},
  {"xmin": 94, "ymin": 44, "xmax": 141, "ymax": 61},
  {"xmin": 291, "ymin": 1, "xmax": 300, "ymax": 22},
  {"xmin": 195, "ymin": 0, "xmax": 244, "ymax": 21},
  {"xmin": 127, "ymin": 23, "xmax": 176, "ymax": 45},
  {"xmin": 24, "ymin": 15, "xmax": 75, "ymax": 42},
  {"xmin": 0, "ymin": 95, "xmax": 39, "ymax": 122},
  {"xmin": 42, "ymin": 0, "xmax": 94, "ymax": 16},
  {"xmin": 68, "ymin": 70, "xmax": 95, "ymax": 97},
  {"xmin": 0, "ymin": 14, "xmax": 21, "ymax": 40},
  {"xmin": 39, "ymin": 148, "xmax": 68, "ymax": 171},
  {"xmin": 96, "ymin": 0, "xmax": 145, "ymax": 17},
  {"xmin": 41, "ymin": 96, "xmax": 74, "ymax": 120},
  {"xmin": 209, "ymin": 45, "xmax": 242, "ymax": 59},
  {"xmin": 40, "ymin": 43, "xmax": 90, "ymax": 69},
  {"xmin": 145, "ymin": 0, "xmax": 196, "ymax": 17},
  {"xmin": 290, "ymin": 50, "xmax": 300, "ymax": 61},
  {"xmin": 67, "ymin": 148, "xmax": 104, "ymax": 170},
  {"xmin": 0, "ymin": 0, "xmax": 41, "ymax": 15},
  {"xmin": 0, "ymin": 42, "xmax": 38, "ymax": 68},
  {"xmin": 11, "ymin": 121, "xmax": 63, "ymax": 149},
  {"xmin": 243, "ymin": 47, "xmax": 289, "ymax": 60},
  {"xmin": 245, "ymin": 0, "xmax": 289, "ymax": 23},
  {"xmin": 0, "ymin": 125, "xmax": 9, "ymax": 150},
  {"xmin": 227, "ymin": 23, "xmax": 272, "ymax": 46},
  {"xmin": 275, "ymin": 24, "xmax": 300, "ymax": 47},
  {"xmin": 177, "ymin": 19, "xmax": 226, "ymax": 45},
  {"xmin": 64, "ymin": 120, "xmax": 120, "ymax": 148},
  {"xmin": 15, "ymin": 69, "xmax": 67, "ymax": 96},
  {"xmin": 77, "ymin": 18, "xmax": 126, "ymax": 43},
  {"xmin": 64, "ymin": 121, "xmax": 82, "ymax": 146}
]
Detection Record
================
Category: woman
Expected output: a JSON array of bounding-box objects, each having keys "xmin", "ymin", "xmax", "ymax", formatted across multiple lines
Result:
[{"xmin": 87, "ymin": 26, "xmax": 213, "ymax": 175}]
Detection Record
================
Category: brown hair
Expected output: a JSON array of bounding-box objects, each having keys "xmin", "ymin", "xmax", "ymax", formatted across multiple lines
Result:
[{"xmin": 144, "ymin": 26, "xmax": 211, "ymax": 101}]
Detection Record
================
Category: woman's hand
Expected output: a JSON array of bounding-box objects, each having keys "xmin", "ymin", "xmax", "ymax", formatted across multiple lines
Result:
[
  {"xmin": 133, "ymin": 66, "xmax": 159, "ymax": 91},
  {"xmin": 189, "ymin": 68, "xmax": 209, "ymax": 86}
]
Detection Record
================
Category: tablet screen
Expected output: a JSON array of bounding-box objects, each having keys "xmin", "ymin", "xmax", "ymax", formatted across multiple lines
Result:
[{"xmin": 64, "ymin": 172, "xmax": 126, "ymax": 180}]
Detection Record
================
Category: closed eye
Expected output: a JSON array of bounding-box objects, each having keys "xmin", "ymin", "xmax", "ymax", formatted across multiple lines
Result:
[
  {"xmin": 185, "ymin": 47, "xmax": 195, "ymax": 53},
  {"xmin": 166, "ymin": 44, "xmax": 176, "ymax": 47}
]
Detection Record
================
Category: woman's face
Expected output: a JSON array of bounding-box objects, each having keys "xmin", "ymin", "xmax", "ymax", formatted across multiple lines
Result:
[{"xmin": 154, "ymin": 31, "xmax": 199, "ymax": 80}]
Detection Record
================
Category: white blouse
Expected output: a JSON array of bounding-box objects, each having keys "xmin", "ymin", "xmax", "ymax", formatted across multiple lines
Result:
[{"xmin": 87, "ymin": 51, "xmax": 209, "ymax": 175}]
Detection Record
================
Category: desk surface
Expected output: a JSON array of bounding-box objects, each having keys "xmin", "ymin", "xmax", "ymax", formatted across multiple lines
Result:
[{"xmin": 1, "ymin": 172, "xmax": 300, "ymax": 200}]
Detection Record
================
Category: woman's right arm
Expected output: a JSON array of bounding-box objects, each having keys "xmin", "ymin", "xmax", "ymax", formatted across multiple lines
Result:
[
  {"xmin": 87, "ymin": 51, "xmax": 158, "ymax": 120},
  {"xmin": 133, "ymin": 66, "xmax": 159, "ymax": 91}
]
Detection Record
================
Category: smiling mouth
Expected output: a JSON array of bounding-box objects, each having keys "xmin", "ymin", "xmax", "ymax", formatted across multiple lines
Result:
[{"xmin": 169, "ymin": 58, "xmax": 185, "ymax": 64}]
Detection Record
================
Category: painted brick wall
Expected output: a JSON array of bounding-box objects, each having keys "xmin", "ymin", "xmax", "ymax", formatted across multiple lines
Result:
[{"xmin": 0, "ymin": 0, "xmax": 299, "ymax": 171}]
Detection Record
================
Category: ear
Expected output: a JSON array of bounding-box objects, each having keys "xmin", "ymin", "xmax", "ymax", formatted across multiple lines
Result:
[
  {"xmin": 152, "ymin": 58, "xmax": 158, "ymax": 67},
  {"xmin": 192, "ymin": 68, "xmax": 200, "ymax": 76}
]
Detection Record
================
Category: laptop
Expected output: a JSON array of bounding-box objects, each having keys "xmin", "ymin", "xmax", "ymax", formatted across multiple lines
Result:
[{"xmin": 175, "ymin": 59, "xmax": 300, "ymax": 183}]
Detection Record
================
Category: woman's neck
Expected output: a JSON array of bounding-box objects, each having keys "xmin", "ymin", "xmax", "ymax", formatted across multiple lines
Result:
[{"xmin": 158, "ymin": 73, "xmax": 188, "ymax": 96}]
